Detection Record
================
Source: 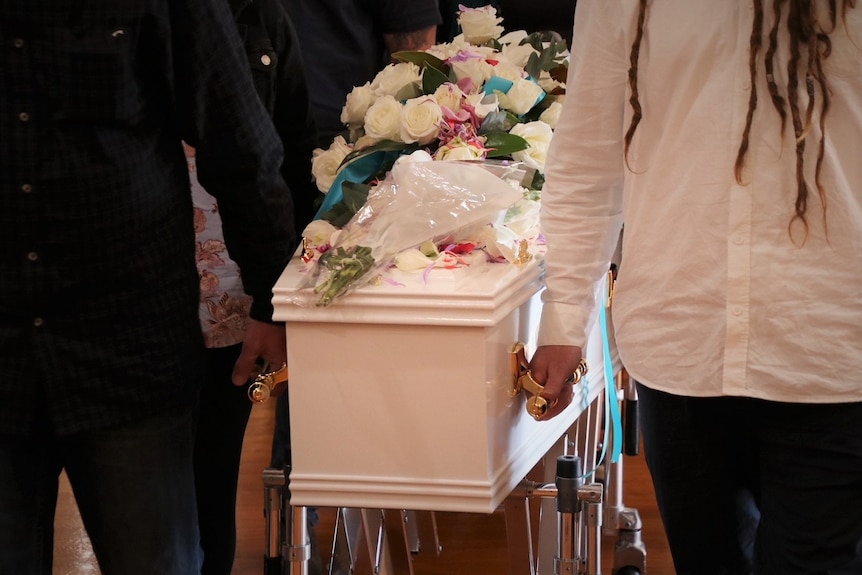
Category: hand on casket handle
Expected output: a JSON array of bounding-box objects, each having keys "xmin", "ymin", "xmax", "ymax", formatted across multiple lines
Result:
[
  {"xmin": 247, "ymin": 363, "xmax": 289, "ymax": 404},
  {"xmin": 512, "ymin": 343, "xmax": 587, "ymax": 421}
]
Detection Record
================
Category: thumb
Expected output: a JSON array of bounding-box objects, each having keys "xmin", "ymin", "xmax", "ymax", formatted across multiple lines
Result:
[{"xmin": 231, "ymin": 347, "xmax": 260, "ymax": 387}]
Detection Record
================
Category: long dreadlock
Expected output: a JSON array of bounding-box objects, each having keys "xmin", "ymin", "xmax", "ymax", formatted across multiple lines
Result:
[{"xmin": 623, "ymin": 0, "xmax": 856, "ymax": 243}]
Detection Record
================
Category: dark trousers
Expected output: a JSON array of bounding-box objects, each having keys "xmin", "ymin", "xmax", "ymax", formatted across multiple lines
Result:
[
  {"xmin": 0, "ymin": 408, "xmax": 201, "ymax": 575},
  {"xmin": 193, "ymin": 344, "xmax": 253, "ymax": 575},
  {"xmin": 637, "ymin": 382, "xmax": 862, "ymax": 575}
]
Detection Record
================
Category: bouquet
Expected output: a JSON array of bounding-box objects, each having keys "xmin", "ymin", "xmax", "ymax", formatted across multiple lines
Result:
[
  {"xmin": 297, "ymin": 155, "xmax": 525, "ymax": 306},
  {"xmin": 295, "ymin": 5, "xmax": 569, "ymax": 306}
]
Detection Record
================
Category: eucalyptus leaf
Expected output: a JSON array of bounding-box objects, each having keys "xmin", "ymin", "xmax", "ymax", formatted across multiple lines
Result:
[
  {"xmin": 525, "ymin": 52, "xmax": 542, "ymax": 81},
  {"xmin": 520, "ymin": 33, "xmax": 545, "ymax": 53},
  {"xmin": 478, "ymin": 110, "xmax": 519, "ymax": 134}
]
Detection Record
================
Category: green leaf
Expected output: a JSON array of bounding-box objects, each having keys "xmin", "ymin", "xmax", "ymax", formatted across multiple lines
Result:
[
  {"xmin": 394, "ymin": 82, "xmax": 422, "ymax": 102},
  {"xmin": 319, "ymin": 182, "xmax": 372, "ymax": 228},
  {"xmin": 391, "ymin": 51, "xmax": 449, "ymax": 76},
  {"xmin": 528, "ymin": 170, "xmax": 545, "ymax": 191},
  {"xmin": 339, "ymin": 140, "xmax": 410, "ymax": 169},
  {"xmin": 422, "ymin": 65, "xmax": 450, "ymax": 95},
  {"xmin": 483, "ymin": 132, "xmax": 529, "ymax": 157}
]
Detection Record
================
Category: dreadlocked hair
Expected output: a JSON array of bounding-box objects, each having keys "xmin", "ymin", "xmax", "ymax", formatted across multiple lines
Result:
[{"xmin": 624, "ymin": 0, "xmax": 856, "ymax": 244}]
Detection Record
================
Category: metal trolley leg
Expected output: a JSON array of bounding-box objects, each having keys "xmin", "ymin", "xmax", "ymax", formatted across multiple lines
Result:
[
  {"xmin": 262, "ymin": 466, "xmax": 311, "ymax": 575},
  {"xmin": 504, "ymin": 380, "xmax": 648, "ymax": 575},
  {"xmin": 263, "ymin": 468, "xmax": 285, "ymax": 575}
]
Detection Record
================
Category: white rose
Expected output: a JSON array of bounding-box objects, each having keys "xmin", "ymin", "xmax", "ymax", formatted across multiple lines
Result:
[
  {"xmin": 490, "ymin": 61, "xmax": 525, "ymax": 83},
  {"xmin": 371, "ymin": 62, "xmax": 422, "ymax": 97},
  {"xmin": 497, "ymin": 77, "xmax": 545, "ymax": 115},
  {"xmin": 449, "ymin": 57, "xmax": 494, "ymax": 92},
  {"xmin": 340, "ymin": 82, "xmax": 374, "ymax": 128},
  {"xmin": 353, "ymin": 134, "xmax": 378, "ymax": 149},
  {"xmin": 433, "ymin": 83, "xmax": 465, "ymax": 113},
  {"xmin": 426, "ymin": 38, "xmax": 472, "ymax": 60},
  {"xmin": 488, "ymin": 227, "xmax": 526, "ymax": 263},
  {"xmin": 465, "ymin": 92, "xmax": 499, "ymax": 119},
  {"xmin": 301, "ymin": 220, "xmax": 339, "ymax": 249},
  {"xmin": 503, "ymin": 198, "xmax": 542, "ymax": 239},
  {"xmin": 434, "ymin": 140, "xmax": 486, "ymax": 161},
  {"xmin": 310, "ymin": 136, "xmax": 353, "ymax": 193},
  {"xmin": 363, "ymin": 95, "xmax": 404, "ymax": 142},
  {"xmin": 457, "ymin": 6, "xmax": 504, "ymax": 44},
  {"xmin": 401, "ymin": 149, "xmax": 435, "ymax": 163},
  {"xmin": 510, "ymin": 121, "xmax": 554, "ymax": 172},
  {"xmin": 499, "ymin": 41, "xmax": 539, "ymax": 69},
  {"xmin": 399, "ymin": 95, "xmax": 443, "ymax": 145},
  {"xmin": 394, "ymin": 248, "xmax": 435, "ymax": 272},
  {"xmin": 538, "ymin": 100, "xmax": 563, "ymax": 129}
]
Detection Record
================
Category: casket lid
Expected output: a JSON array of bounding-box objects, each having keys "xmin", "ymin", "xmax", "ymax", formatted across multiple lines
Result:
[{"xmin": 272, "ymin": 252, "xmax": 544, "ymax": 327}]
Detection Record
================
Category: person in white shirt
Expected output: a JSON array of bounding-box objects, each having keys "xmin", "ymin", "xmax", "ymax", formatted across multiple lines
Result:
[{"xmin": 529, "ymin": 1, "xmax": 862, "ymax": 573}]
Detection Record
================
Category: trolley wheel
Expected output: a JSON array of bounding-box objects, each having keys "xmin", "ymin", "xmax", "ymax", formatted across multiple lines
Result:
[{"xmin": 615, "ymin": 566, "xmax": 642, "ymax": 575}]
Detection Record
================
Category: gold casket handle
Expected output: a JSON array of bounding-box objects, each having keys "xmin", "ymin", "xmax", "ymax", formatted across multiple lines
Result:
[
  {"xmin": 510, "ymin": 342, "xmax": 588, "ymax": 420},
  {"xmin": 248, "ymin": 363, "xmax": 289, "ymax": 404}
]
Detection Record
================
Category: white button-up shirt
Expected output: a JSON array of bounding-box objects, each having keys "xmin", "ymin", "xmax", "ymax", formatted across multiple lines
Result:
[{"xmin": 539, "ymin": 1, "xmax": 862, "ymax": 402}]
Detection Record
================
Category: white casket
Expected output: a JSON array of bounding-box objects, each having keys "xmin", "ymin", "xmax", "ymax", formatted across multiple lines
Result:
[{"xmin": 272, "ymin": 253, "xmax": 608, "ymax": 514}]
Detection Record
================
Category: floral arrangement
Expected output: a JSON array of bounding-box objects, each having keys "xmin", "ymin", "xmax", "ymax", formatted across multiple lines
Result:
[{"xmin": 297, "ymin": 5, "xmax": 568, "ymax": 307}]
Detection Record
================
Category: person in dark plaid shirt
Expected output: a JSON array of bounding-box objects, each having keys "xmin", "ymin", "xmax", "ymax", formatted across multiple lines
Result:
[{"xmin": 0, "ymin": 1, "xmax": 298, "ymax": 573}]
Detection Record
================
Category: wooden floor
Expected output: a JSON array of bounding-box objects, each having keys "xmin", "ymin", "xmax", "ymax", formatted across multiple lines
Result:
[{"xmin": 53, "ymin": 399, "xmax": 675, "ymax": 574}]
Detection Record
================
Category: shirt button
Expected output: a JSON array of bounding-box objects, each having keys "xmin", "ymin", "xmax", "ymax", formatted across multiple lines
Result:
[
  {"xmin": 18, "ymin": 112, "xmax": 30, "ymax": 122},
  {"xmin": 21, "ymin": 183, "xmax": 33, "ymax": 193},
  {"xmin": 733, "ymin": 308, "xmax": 743, "ymax": 317},
  {"xmin": 260, "ymin": 54, "xmax": 272, "ymax": 66},
  {"xmin": 33, "ymin": 317, "xmax": 44, "ymax": 327},
  {"xmin": 26, "ymin": 251, "xmax": 39, "ymax": 262},
  {"xmin": 734, "ymin": 236, "xmax": 744, "ymax": 245},
  {"xmin": 13, "ymin": 38, "xmax": 25, "ymax": 48}
]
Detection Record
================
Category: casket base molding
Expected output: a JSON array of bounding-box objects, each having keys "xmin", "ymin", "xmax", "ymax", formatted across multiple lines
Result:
[{"xmin": 286, "ymin": 377, "xmax": 601, "ymax": 514}]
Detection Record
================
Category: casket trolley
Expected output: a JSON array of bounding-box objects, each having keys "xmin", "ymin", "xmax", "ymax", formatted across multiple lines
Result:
[{"xmin": 257, "ymin": 252, "xmax": 646, "ymax": 575}]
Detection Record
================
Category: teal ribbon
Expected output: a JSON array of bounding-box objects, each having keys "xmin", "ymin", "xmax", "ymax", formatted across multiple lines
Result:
[
  {"xmin": 581, "ymin": 273, "xmax": 623, "ymax": 480},
  {"xmin": 482, "ymin": 75, "xmax": 546, "ymax": 111},
  {"xmin": 600, "ymin": 285, "xmax": 623, "ymax": 464},
  {"xmin": 314, "ymin": 151, "xmax": 402, "ymax": 220}
]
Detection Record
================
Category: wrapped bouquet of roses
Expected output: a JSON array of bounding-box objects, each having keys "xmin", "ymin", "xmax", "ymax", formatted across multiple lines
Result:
[{"xmin": 293, "ymin": 154, "xmax": 524, "ymax": 307}]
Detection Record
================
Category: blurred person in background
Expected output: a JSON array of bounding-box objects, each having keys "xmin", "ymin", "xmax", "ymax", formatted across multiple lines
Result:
[
  {"xmin": 189, "ymin": 0, "xmax": 317, "ymax": 574},
  {"xmin": 280, "ymin": 0, "xmax": 441, "ymax": 147}
]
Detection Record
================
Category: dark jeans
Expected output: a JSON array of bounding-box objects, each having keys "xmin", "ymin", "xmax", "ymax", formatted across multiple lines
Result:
[
  {"xmin": 0, "ymin": 408, "xmax": 201, "ymax": 575},
  {"xmin": 193, "ymin": 343, "xmax": 253, "ymax": 575},
  {"xmin": 637, "ymin": 383, "xmax": 862, "ymax": 575}
]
